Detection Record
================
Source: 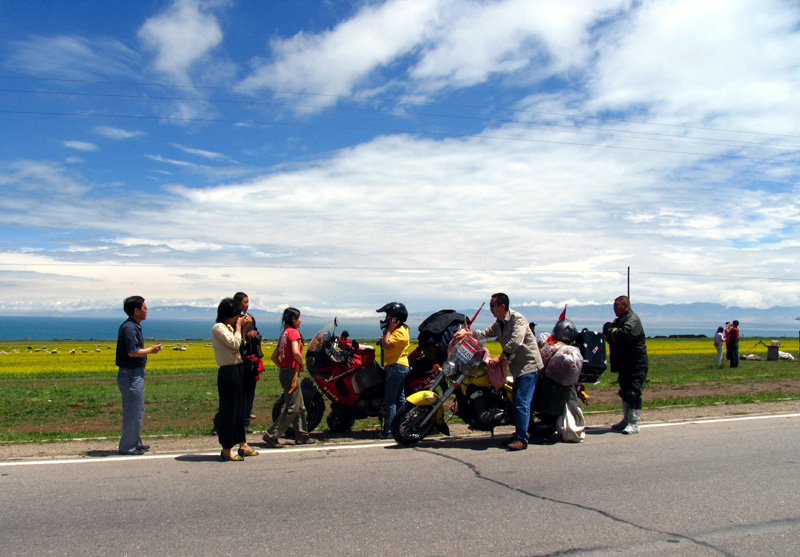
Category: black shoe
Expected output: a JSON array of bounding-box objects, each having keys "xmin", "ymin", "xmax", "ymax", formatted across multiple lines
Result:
[
  {"xmin": 210, "ymin": 428, "xmax": 218, "ymax": 436},
  {"xmin": 119, "ymin": 449, "xmax": 145, "ymax": 456},
  {"xmin": 137, "ymin": 444, "xmax": 151, "ymax": 451}
]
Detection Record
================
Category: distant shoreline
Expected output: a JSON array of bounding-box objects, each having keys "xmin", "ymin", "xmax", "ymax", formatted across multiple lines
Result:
[
  {"xmin": 4, "ymin": 335, "xmax": 800, "ymax": 344},
  {"xmin": 1, "ymin": 315, "xmax": 797, "ymax": 342}
]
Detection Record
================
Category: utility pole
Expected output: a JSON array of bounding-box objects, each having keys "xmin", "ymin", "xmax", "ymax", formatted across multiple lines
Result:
[{"xmin": 627, "ymin": 266, "xmax": 630, "ymax": 299}]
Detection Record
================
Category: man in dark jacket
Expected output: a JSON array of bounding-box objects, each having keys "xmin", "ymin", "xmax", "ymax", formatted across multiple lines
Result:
[{"xmin": 603, "ymin": 296, "xmax": 648, "ymax": 435}]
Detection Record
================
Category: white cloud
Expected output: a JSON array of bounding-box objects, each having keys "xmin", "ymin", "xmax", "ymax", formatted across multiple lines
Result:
[
  {"xmin": 144, "ymin": 154, "xmax": 208, "ymax": 170},
  {"xmin": 2, "ymin": 0, "xmax": 800, "ymax": 315},
  {"xmin": 62, "ymin": 141, "xmax": 99, "ymax": 152},
  {"xmin": 94, "ymin": 126, "xmax": 147, "ymax": 140},
  {"xmin": 590, "ymin": 0, "xmax": 800, "ymax": 133},
  {"xmin": 238, "ymin": 0, "xmax": 629, "ymax": 109},
  {"xmin": 170, "ymin": 143, "xmax": 238, "ymax": 163},
  {"xmin": 4, "ymin": 35, "xmax": 141, "ymax": 79},
  {"xmin": 239, "ymin": 0, "xmax": 440, "ymax": 102},
  {"xmin": 409, "ymin": 0, "xmax": 625, "ymax": 88},
  {"xmin": 138, "ymin": 0, "xmax": 224, "ymax": 84}
]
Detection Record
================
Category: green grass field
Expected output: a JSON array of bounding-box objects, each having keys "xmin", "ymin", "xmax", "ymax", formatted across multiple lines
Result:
[{"xmin": 1, "ymin": 337, "xmax": 798, "ymax": 443}]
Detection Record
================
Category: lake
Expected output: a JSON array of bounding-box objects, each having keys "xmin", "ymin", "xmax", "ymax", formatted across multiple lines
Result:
[{"xmin": 1, "ymin": 316, "xmax": 798, "ymax": 341}]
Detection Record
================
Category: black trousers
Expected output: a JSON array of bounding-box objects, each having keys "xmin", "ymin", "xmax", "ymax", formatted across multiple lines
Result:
[
  {"xmin": 242, "ymin": 361, "xmax": 258, "ymax": 426},
  {"xmin": 217, "ymin": 363, "xmax": 246, "ymax": 450},
  {"xmin": 618, "ymin": 367, "xmax": 648, "ymax": 410}
]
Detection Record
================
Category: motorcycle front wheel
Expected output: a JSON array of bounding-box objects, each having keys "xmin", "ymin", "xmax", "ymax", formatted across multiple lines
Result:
[{"xmin": 392, "ymin": 403, "xmax": 436, "ymax": 445}]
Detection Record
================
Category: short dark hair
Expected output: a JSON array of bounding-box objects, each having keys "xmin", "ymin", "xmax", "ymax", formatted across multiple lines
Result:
[
  {"xmin": 733, "ymin": 320, "xmax": 739, "ymax": 326},
  {"xmin": 123, "ymin": 296, "xmax": 145, "ymax": 317},
  {"xmin": 491, "ymin": 292, "xmax": 509, "ymax": 310},
  {"xmin": 233, "ymin": 292, "xmax": 248, "ymax": 303},
  {"xmin": 216, "ymin": 297, "xmax": 241, "ymax": 323}
]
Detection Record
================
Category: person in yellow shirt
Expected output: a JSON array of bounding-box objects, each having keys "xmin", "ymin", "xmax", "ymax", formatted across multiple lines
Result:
[{"xmin": 377, "ymin": 302, "xmax": 410, "ymax": 439}]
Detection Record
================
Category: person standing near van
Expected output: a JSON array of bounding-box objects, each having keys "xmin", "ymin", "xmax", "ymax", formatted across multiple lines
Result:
[{"xmin": 116, "ymin": 296, "xmax": 162, "ymax": 456}]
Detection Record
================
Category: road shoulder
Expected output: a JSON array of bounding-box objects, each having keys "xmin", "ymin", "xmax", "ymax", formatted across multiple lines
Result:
[{"xmin": 2, "ymin": 399, "xmax": 798, "ymax": 461}]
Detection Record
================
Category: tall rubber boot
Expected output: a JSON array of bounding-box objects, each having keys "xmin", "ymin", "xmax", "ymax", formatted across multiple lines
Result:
[
  {"xmin": 622, "ymin": 408, "xmax": 640, "ymax": 435},
  {"xmin": 611, "ymin": 401, "xmax": 629, "ymax": 431}
]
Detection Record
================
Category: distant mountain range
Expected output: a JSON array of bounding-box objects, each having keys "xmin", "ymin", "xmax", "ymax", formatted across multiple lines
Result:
[{"xmin": 20, "ymin": 302, "xmax": 800, "ymax": 330}]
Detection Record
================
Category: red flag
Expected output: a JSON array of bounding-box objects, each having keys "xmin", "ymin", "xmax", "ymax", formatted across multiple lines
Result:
[{"xmin": 559, "ymin": 305, "xmax": 567, "ymax": 320}]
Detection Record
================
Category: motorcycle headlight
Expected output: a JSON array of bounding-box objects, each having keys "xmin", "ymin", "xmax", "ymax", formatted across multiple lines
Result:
[{"xmin": 442, "ymin": 360, "xmax": 458, "ymax": 378}]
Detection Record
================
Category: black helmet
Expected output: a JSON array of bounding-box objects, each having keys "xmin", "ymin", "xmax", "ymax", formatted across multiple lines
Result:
[
  {"xmin": 377, "ymin": 302, "xmax": 408, "ymax": 324},
  {"xmin": 552, "ymin": 318, "xmax": 577, "ymax": 344}
]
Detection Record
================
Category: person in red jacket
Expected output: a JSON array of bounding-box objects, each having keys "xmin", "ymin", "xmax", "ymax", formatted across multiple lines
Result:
[{"xmin": 727, "ymin": 320, "xmax": 740, "ymax": 368}]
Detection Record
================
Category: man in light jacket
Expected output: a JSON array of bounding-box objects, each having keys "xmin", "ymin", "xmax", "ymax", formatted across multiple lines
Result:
[{"xmin": 455, "ymin": 293, "xmax": 543, "ymax": 451}]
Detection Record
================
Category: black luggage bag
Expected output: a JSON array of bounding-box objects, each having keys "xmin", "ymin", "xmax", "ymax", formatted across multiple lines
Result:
[{"xmin": 576, "ymin": 328, "xmax": 607, "ymax": 383}]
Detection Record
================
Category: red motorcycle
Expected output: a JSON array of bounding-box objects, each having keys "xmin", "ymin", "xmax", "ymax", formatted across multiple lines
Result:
[{"xmin": 272, "ymin": 317, "xmax": 442, "ymax": 433}]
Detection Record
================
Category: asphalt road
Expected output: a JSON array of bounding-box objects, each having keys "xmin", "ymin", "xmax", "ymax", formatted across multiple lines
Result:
[{"xmin": 1, "ymin": 414, "xmax": 799, "ymax": 556}]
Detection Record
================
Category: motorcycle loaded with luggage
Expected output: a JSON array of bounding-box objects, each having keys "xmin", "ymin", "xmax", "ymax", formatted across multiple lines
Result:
[
  {"xmin": 392, "ymin": 306, "xmax": 517, "ymax": 445},
  {"xmin": 272, "ymin": 315, "xmax": 442, "ymax": 433},
  {"xmin": 529, "ymin": 307, "xmax": 607, "ymax": 441}
]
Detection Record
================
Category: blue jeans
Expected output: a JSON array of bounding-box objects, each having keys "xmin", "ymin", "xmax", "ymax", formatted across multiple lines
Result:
[
  {"xmin": 512, "ymin": 371, "xmax": 539, "ymax": 444},
  {"xmin": 383, "ymin": 363, "xmax": 409, "ymax": 436},
  {"xmin": 117, "ymin": 367, "xmax": 146, "ymax": 453}
]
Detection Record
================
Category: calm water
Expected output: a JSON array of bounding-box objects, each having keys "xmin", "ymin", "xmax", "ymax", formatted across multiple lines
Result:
[
  {"xmin": 1, "ymin": 316, "xmax": 798, "ymax": 341},
  {"xmin": 0, "ymin": 317, "xmax": 384, "ymax": 341}
]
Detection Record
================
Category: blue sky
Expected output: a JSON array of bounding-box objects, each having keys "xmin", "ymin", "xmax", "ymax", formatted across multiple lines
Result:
[{"xmin": 1, "ymin": 0, "xmax": 799, "ymax": 317}]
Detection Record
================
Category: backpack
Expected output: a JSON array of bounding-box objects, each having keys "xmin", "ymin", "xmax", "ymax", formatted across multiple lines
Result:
[
  {"xmin": 416, "ymin": 310, "xmax": 470, "ymax": 366},
  {"xmin": 576, "ymin": 328, "xmax": 607, "ymax": 383}
]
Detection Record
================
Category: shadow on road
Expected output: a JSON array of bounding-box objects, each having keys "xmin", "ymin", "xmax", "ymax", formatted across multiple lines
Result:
[
  {"xmin": 85, "ymin": 450, "xmax": 118, "ymax": 458},
  {"xmin": 175, "ymin": 454, "xmax": 223, "ymax": 462},
  {"xmin": 585, "ymin": 426, "xmax": 615, "ymax": 436}
]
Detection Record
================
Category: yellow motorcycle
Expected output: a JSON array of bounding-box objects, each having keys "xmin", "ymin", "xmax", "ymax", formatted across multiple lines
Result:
[{"xmin": 392, "ymin": 332, "xmax": 514, "ymax": 445}]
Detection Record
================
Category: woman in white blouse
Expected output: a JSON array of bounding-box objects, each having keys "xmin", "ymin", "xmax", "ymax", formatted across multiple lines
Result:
[{"xmin": 212, "ymin": 297, "xmax": 259, "ymax": 461}]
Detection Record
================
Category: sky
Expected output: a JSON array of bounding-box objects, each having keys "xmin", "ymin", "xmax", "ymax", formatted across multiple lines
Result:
[{"xmin": 1, "ymin": 0, "xmax": 799, "ymax": 318}]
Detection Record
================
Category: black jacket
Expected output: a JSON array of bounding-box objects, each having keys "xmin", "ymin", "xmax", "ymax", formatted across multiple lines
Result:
[{"xmin": 603, "ymin": 309, "xmax": 648, "ymax": 373}]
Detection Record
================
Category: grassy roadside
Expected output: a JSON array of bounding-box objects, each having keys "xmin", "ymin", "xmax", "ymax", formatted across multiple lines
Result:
[{"xmin": 1, "ymin": 337, "xmax": 798, "ymax": 443}]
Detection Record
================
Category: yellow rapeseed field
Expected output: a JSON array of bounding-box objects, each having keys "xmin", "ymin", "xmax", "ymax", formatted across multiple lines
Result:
[
  {"xmin": 0, "ymin": 341, "xmax": 220, "ymax": 375},
  {"xmin": 645, "ymin": 338, "xmax": 716, "ymax": 356}
]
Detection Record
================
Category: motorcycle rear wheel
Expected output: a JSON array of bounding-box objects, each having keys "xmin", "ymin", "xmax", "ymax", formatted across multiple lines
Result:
[{"xmin": 392, "ymin": 403, "xmax": 436, "ymax": 445}]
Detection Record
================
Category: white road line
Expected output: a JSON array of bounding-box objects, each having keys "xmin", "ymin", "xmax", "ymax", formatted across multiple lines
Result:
[
  {"xmin": 640, "ymin": 412, "xmax": 800, "ymax": 428},
  {"xmin": 0, "ymin": 441, "xmax": 395, "ymax": 467},
  {"xmin": 2, "ymin": 412, "xmax": 799, "ymax": 468}
]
